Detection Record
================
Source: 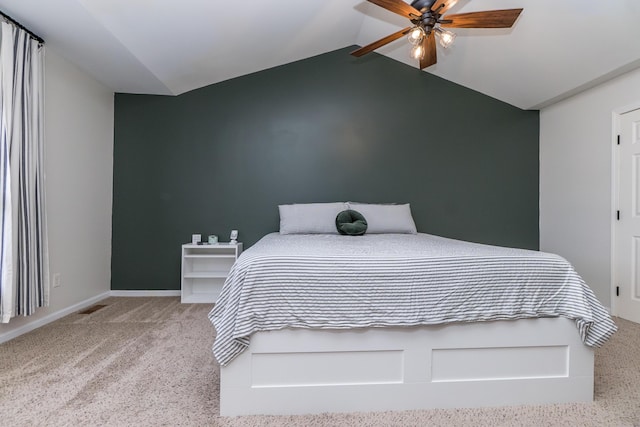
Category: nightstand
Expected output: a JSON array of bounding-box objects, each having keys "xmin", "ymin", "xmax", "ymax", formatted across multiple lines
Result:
[{"xmin": 180, "ymin": 242, "xmax": 243, "ymax": 303}]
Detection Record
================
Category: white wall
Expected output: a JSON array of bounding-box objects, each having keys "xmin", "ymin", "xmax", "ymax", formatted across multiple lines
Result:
[
  {"xmin": 0, "ymin": 48, "xmax": 114, "ymax": 340},
  {"xmin": 540, "ymin": 67, "xmax": 640, "ymax": 307}
]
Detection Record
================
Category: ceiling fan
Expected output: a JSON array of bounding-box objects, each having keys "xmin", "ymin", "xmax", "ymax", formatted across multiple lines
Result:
[{"xmin": 351, "ymin": 0, "xmax": 523, "ymax": 69}]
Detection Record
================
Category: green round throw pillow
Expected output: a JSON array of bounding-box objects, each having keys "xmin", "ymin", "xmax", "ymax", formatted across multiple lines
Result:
[{"xmin": 335, "ymin": 210, "xmax": 368, "ymax": 236}]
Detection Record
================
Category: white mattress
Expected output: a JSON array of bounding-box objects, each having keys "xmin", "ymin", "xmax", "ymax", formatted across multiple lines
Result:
[{"xmin": 209, "ymin": 233, "xmax": 617, "ymax": 366}]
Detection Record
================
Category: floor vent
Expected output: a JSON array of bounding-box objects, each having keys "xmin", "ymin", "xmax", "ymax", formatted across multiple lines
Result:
[{"xmin": 78, "ymin": 304, "xmax": 108, "ymax": 315}]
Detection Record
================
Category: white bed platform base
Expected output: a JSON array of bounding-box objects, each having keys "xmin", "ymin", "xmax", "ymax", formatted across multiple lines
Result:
[{"xmin": 219, "ymin": 317, "xmax": 594, "ymax": 416}]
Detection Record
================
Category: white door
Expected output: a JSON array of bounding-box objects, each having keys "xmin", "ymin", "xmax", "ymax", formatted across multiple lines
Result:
[{"xmin": 615, "ymin": 108, "xmax": 640, "ymax": 323}]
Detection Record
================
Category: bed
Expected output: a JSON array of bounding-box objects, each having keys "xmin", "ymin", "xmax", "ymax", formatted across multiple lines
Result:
[{"xmin": 209, "ymin": 229, "xmax": 617, "ymax": 416}]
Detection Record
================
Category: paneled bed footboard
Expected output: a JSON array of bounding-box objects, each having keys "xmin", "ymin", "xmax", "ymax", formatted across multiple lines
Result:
[{"xmin": 218, "ymin": 317, "xmax": 593, "ymax": 416}]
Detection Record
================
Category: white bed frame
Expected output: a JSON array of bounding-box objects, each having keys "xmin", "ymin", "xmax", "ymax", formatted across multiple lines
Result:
[{"xmin": 219, "ymin": 317, "xmax": 594, "ymax": 416}]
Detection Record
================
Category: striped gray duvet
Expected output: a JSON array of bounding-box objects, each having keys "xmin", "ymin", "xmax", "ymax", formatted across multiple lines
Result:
[{"xmin": 209, "ymin": 233, "xmax": 617, "ymax": 366}]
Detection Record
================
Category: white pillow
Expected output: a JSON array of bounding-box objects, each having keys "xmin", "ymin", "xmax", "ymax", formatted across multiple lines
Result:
[
  {"xmin": 347, "ymin": 203, "xmax": 417, "ymax": 234},
  {"xmin": 279, "ymin": 202, "xmax": 348, "ymax": 234}
]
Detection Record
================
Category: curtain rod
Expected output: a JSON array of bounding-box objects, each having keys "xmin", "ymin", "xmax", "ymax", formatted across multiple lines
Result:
[{"xmin": 0, "ymin": 10, "xmax": 44, "ymax": 44}]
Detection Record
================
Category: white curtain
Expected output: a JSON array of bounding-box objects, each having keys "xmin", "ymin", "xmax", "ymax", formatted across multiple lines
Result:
[{"xmin": 0, "ymin": 18, "xmax": 48, "ymax": 323}]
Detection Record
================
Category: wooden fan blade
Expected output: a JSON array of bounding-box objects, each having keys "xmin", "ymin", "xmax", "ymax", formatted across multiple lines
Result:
[
  {"xmin": 351, "ymin": 27, "xmax": 412, "ymax": 57},
  {"xmin": 430, "ymin": 0, "xmax": 458, "ymax": 16},
  {"xmin": 440, "ymin": 9, "xmax": 523, "ymax": 28},
  {"xmin": 420, "ymin": 31, "xmax": 437, "ymax": 69},
  {"xmin": 367, "ymin": 0, "xmax": 422, "ymax": 19}
]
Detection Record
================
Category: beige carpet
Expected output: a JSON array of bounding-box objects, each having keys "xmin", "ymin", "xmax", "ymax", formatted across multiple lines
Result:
[{"xmin": 0, "ymin": 297, "xmax": 639, "ymax": 427}]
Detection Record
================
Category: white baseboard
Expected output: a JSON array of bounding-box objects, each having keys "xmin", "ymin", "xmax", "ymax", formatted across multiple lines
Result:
[
  {"xmin": 109, "ymin": 290, "xmax": 181, "ymax": 297},
  {"xmin": 0, "ymin": 291, "xmax": 111, "ymax": 344}
]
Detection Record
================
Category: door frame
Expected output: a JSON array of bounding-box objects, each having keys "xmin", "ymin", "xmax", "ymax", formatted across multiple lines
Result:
[{"xmin": 611, "ymin": 101, "xmax": 640, "ymax": 316}]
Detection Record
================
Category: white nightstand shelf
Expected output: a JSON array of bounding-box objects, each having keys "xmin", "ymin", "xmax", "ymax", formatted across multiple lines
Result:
[{"xmin": 181, "ymin": 243, "xmax": 243, "ymax": 303}]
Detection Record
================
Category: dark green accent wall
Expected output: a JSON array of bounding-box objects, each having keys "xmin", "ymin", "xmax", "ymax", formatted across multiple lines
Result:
[{"xmin": 112, "ymin": 46, "xmax": 539, "ymax": 291}]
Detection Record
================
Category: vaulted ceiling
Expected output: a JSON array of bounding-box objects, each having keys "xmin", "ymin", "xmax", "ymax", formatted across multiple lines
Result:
[{"xmin": 1, "ymin": 0, "xmax": 639, "ymax": 110}]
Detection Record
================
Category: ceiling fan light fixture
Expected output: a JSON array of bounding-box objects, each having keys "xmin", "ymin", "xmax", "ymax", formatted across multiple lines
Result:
[
  {"xmin": 351, "ymin": 0, "xmax": 523, "ymax": 70},
  {"xmin": 435, "ymin": 27, "xmax": 456, "ymax": 48},
  {"xmin": 410, "ymin": 43, "xmax": 425, "ymax": 60},
  {"xmin": 407, "ymin": 27, "xmax": 425, "ymax": 45}
]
